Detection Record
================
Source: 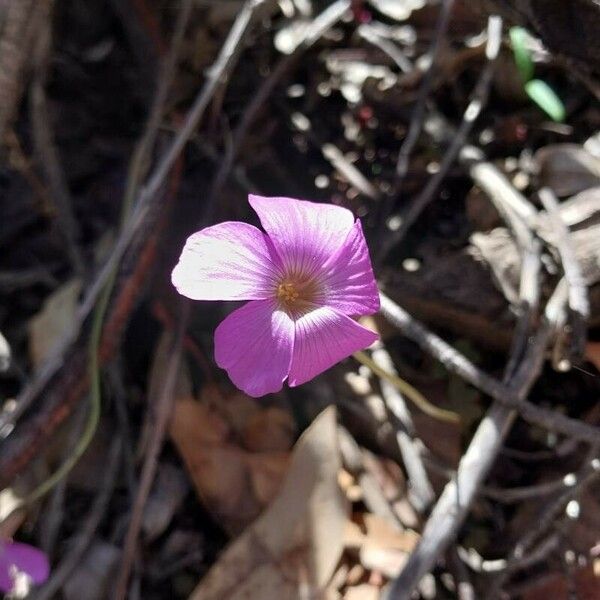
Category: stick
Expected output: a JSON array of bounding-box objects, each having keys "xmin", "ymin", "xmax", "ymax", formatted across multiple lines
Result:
[
  {"xmin": 113, "ymin": 304, "xmax": 188, "ymax": 599},
  {"xmin": 371, "ymin": 343, "xmax": 436, "ymax": 512},
  {"xmin": 0, "ymin": 0, "xmax": 269, "ymax": 435},
  {"xmin": 538, "ymin": 187, "xmax": 589, "ymax": 362},
  {"xmin": 379, "ymin": 293, "xmax": 600, "ymax": 443},
  {"xmin": 378, "ymin": 16, "xmax": 503, "ymax": 260},
  {"xmin": 33, "ymin": 437, "xmax": 122, "ymax": 600}
]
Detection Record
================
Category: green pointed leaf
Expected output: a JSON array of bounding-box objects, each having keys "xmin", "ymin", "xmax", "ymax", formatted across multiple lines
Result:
[
  {"xmin": 525, "ymin": 79, "xmax": 566, "ymax": 122},
  {"xmin": 509, "ymin": 26, "xmax": 534, "ymax": 82}
]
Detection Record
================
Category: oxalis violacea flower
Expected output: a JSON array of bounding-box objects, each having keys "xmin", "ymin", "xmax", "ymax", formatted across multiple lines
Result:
[
  {"xmin": 172, "ymin": 195, "xmax": 380, "ymax": 397},
  {"xmin": 0, "ymin": 540, "xmax": 49, "ymax": 596}
]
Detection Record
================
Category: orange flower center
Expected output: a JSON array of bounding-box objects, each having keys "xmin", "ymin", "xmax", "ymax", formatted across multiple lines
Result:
[
  {"xmin": 275, "ymin": 275, "xmax": 322, "ymax": 317},
  {"xmin": 277, "ymin": 282, "xmax": 299, "ymax": 304}
]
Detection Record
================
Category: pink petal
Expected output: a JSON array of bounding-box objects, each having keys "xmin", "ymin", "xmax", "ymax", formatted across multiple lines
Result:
[
  {"xmin": 214, "ymin": 300, "xmax": 294, "ymax": 397},
  {"xmin": 172, "ymin": 222, "xmax": 282, "ymax": 301},
  {"xmin": 322, "ymin": 220, "xmax": 380, "ymax": 316},
  {"xmin": 0, "ymin": 541, "xmax": 50, "ymax": 592},
  {"xmin": 288, "ymin": 307, "xmax": 378, "ymax": 387},
  {"xmin": 248, "ymin": 195, "xmax": 355, "ymax": 276}
]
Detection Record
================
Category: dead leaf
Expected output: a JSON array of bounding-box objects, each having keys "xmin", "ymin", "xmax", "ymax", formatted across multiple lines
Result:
[
  {"xmin": 585, "ymin": 341, "xmax": 600, "ymax": 371},
  {"xmin": 362, "ymin": 514, "xmax": 419, "ymax": 553},
  {"xmin": 247, "ymin": 452, "xmax": 290, "ymax": 505},
  {"xmin": 201, "ymin": 385, "xmax": 259, "ymax": 436},
  {"xmin": 242, "ymin": 407, "xmax": 295, "ymax": 453},
  {"xmin": 170, "ymin": 397, "xmax": 291, "ymax": 533},
  {"xmin": 536, "ymin": 144, "xmax": 600, "ymax": 197},
  {"xmin": 343, "ymin": 583, "xmax": 380, "ymax": 600},
  {"xmin": 344, "ymin": 513, "xmax": 419, "ymax": 580},
  {"xmin": 28, "ymin": 278, "xmax": 81, "ymax": 369},
  {"xmin": 188, "ymin": 407, "xmax": 347, "ymax": 600},
  {"xmin": 359, "ymin": 546, "xmax": 409, "ymax": 579}
]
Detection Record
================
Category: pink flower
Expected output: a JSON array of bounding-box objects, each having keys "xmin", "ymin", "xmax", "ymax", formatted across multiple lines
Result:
[
  {"xmin": 0, "ymin": 540, "xmax": 49, "ymax": 594},
  {"xmin": 172, "ymin": 195, "xmax": 380, "ymax": 397}
]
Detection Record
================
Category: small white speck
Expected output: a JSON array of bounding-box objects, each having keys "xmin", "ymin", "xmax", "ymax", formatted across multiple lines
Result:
[
  {"xmin": 402, "ymin": 258, "xmax": 421, "ymax": 272},
  {"xmin": 566, "ymin": 500, "xmax": 580, "ymax": 519},
  {"xmin": 314, "ymin": 175, "xmax": 329, "ymax": 189},
  {"xmin": 287, "ymin": 84, "xmax": 305, "ymax": 98},
  {"xmin": 387, "ymin": 215, "xmax": 403, "ymax": 231},
  {"xmin": 291, "ymin": 112, "xmax": 311, "ymax": 132}
]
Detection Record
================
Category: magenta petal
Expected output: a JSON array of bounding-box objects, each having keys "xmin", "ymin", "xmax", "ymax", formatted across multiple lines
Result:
[
  {"xmin": 322, "ymin": 220, "xmax": 380, "ymax": 316},
  {"xmin": 214, "ymin": 300, "xmax": 294, "ymax": 397},
  {"xmin": 248, "ymin": 195, "xmax": 355, "ymax": 275},
  {"xmin": 0, "ymin": 541, "xmax": 50, "ymax": 592},
  {"xmin": 288, "ymin": 307, "xmax": 378, "ymax": 387},
  {"xmin": 172, "ymin": 222, "xmax": 282, "ymax": 301}
]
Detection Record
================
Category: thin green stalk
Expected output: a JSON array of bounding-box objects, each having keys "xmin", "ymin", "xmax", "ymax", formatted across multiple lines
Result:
[{"xmin": 353, "ymin": 350, "xmax": 460, "ymax": 424}]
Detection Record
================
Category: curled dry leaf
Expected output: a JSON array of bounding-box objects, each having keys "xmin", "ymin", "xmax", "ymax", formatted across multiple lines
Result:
[
  {"xmin": 536, "ymin": 144, "xmax": 600, "ymax": 197},
  {"xmin": 170, "ymin": 397, "xmax": 292, "ymax": 533},
  {"xmin": 28, "ymin": 278, "xmax": 81, "ymax": 369},
  {"xmin": 344, "ymin": 513, "xmax": 420, "ymax": 579},
  {"xmin": 585, "ymin": 341, "xmax": 600, "ymax": 371},
  {"xmin": 242, "ymin": 407, "xmax": 296, "ymax": 453},
  {"xmin": 343, "ymin": 583, "xmax": 380, "ymax": 600},
  {"xmin": 187, "ymin": 407, "xmax": 347, "ymax": 600}
]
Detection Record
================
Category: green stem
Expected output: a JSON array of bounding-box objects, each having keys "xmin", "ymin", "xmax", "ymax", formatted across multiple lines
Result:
[{"xmin": 353, "ymin": 350, "xmax": 461, "ymax": 424}]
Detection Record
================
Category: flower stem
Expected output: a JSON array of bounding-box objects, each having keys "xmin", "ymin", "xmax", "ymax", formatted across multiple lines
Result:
[{"xmin": 353, "ymin": 350, "xmax": 461, "ymax": 424}]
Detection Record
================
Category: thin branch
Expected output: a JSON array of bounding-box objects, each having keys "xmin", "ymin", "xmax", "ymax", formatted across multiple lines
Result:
[
  {"xmin": 393, "ymin": 0, "xmax": 455, "ymax": 183},
  {"xmin": 32, "ymin": 437, "xmax": 122, "ymax": 600},
  {"xmin": 379, "ymin": 292, "xmax": 600, "ymax": 443},
  {"xmin": 371, "ymin": 342, "xmax": 435, "ymax": 512},
  {"xmin": 383, "ymin": 296, "xmax": 551, "ymax": 599},
  {"xmin": 378, "ymin": 16, "xmax": 503, "ymax": 261},
  {"xmin": 539, "ymin": 187, "xmax": 589, "ymax": 362},
  {"xmin": 488, "ymin": 445, "xmax": 600, "ymax": 597},
  {"xmin": 114, "ymin": 304, "xmax": 189, "ymax": 599},
  {"xmin": 30, "ymin": 0, "xmax": 84, "ymax": 275},
  {"xmin": 206, "ymin": 0, "xmax": 351, "ymax": 220},
  {"xmin": 0, "ymin": 0, "xmax": 268, "ymax": 436}
]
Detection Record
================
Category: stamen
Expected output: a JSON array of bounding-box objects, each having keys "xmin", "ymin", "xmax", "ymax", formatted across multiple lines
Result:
[{"xmin": 277, "ymin": 282, "xmax": 299, "ymax": 303}]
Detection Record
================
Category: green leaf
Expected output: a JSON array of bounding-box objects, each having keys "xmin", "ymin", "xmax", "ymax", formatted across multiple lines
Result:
[
  {"xmin": 525, "ymin": 79, "xmax": 566, "ymax": 122},
  {"xmin": 509, "ymin": 26, "xmax": 534, "ymax": 82}
]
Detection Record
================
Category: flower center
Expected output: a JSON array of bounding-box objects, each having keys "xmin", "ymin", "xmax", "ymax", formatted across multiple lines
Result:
[
  {"xmin": 277, "ymin": 282, "xmax": 299, "ymax": 303},
  {"xmin": 275, "ymin": 274, "xmax": 322, "ymax": 317}
]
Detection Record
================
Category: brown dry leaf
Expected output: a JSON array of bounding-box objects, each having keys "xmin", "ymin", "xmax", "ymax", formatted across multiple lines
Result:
[
  {"xmin": 170, "ymin": 398, "xmax": 259, "ymax": 531},
  {"xmin": 585, "ymin": 341, "xmax": 600, "ymax": 371},
  {"xmin": 345, "ymin": 513, "xmax": 419, "ymax": 580},
  {"xmin": 170, "ymin": 397, "xmax": 293, "ymax": 532},
  {"xmin": 208, "ymin": 387, "xmax": 259, "ymax": 435},
  {"xmin": 343, "ymin": 583, "xmax": 380, "ymax": 600},
  {"xmin": 247, "ymin": 452, "xmax": 290, "ymax": 505},
  {"xmin": 362, "ymin": 514, "xmax": 419, "ymax": 553},
  {"xmin": 188, "ymin": 407, "xmax": 348, "ymax": 600},
  {"xmin": 28, "ymin": 278, "xmax": 81, "ymax": 369},
  {"xmin": 359, "ymin": 546, "xmax": 409, "ymax": 579},
  {"xmin": 242, "ymin": 407, "xmax": 295, "ymax": 452}
]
